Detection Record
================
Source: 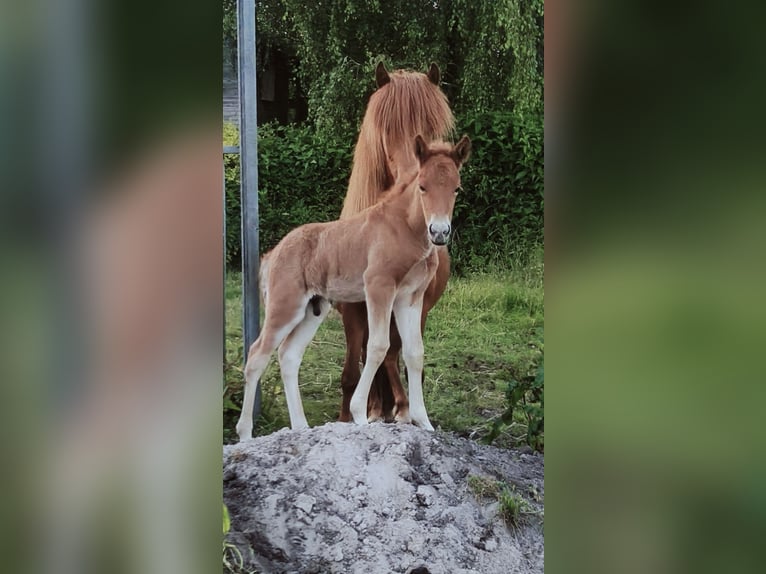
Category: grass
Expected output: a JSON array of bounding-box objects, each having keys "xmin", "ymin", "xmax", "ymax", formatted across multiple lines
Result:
[
  {"xmin": 467, "ymin": 474, "xmax": 537, "ymax": 528},
  {"xmin": 223, "ymin": 251, "xmax": 543, "ymax": 445}
]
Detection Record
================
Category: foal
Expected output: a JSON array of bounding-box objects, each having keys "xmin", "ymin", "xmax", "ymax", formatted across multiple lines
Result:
[{"xmin": 235, "ymin": 135, "xmax": 471, "ymax": 441}]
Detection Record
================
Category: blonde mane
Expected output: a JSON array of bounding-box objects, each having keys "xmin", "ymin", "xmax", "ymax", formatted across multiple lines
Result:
[{"xmin": 340, "ymin": 69, "xmax": 455, "ymax": 219}]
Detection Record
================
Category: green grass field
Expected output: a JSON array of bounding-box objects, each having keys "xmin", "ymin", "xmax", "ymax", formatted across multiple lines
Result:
[{"xmin": 223, "ymin": 253, "xmax": 543, "ymax": 446}]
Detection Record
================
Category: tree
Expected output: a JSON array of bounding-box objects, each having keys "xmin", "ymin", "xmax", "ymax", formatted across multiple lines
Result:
[{"xmin": 223, "ymin": 0, "xmax": 544, "ymax": 136}]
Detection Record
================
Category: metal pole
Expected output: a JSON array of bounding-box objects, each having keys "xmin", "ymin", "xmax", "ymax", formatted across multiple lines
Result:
[
  {"xmin": 222, "ymin": 167, "xmax": 227, "ymax": 365},
  {"xmin": 237, "ymin": 0, "xmax": 261, "ymax": 420}
]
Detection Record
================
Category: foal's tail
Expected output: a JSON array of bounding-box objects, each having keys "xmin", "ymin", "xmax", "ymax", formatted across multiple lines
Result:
[
  {"xmin": 261, "ymin": 249, "xmax": 322, "ymax": 317},
  {"xmin": 259, "ymin": 252, "xmax": 272, "ymax": 306}
]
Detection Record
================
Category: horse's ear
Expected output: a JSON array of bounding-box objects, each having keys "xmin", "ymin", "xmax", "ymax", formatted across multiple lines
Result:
[
  {"xmin": 452, "ymin": 135, "xmax": 472, "ymax": 167},
  {"xmin": 427, "ymin": 62, "xmax": 440, "ymax": 85},
  {"xmin": 375, "ymin": 61, "xmax": 390, "ymax": 88},
  {"xmin": 414, "ymin": 135, "xmax": 428, "ymax": 164}
]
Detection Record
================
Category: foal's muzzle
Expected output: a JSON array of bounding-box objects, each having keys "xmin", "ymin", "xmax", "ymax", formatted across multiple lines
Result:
[{"xmin": 428, "ymin": 222, "xmax": 451, "ymax": 245}]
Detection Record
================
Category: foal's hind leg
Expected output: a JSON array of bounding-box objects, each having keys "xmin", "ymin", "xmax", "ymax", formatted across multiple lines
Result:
[
  {"xmin": 236, "ymin": 297, "xmax": 309, "ymax": 441},
  {"xmin": 278, "ymin": 298, "xmax": 331, "ymax": 430},
  {"xmin": 236, "ymin": 335, "xmax": 278, "ymax": 442}
]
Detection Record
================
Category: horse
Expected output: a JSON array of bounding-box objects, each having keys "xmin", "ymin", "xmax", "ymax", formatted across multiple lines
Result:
[
  {"xmin": 338, "ymin": 61, "xmax": 456, "ymax": 424},
  {"xmin": 235, "ymin": 135, "xmax": 471, "ymax": 440}
]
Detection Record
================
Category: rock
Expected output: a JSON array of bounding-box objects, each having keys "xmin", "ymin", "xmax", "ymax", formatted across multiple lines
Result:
[
  {"xmin": 224, "ymin": 422, "xmax": 544, "ymax": 574},
  {"xmin": 416, "ymin": 484, "xmax": 437, "ymax": 506},
  {"xmin": 294, "ymin": 493, "xmax": 315, "ymax": 514}
]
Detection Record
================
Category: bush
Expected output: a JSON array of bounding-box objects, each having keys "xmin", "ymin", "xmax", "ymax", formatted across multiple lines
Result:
[
  {"xmin": 450, "ymin": 110, "xmax": 544, "ymax": 273},
  {"xmin": 224, "ymin": 110, "xmax": 543, "ymax": 274},
  {"xmin": 224, "ymin": 122, "xmax": 353, "ymax": 268},
  {"xmin": 486, "ymin": 349, "xmax": 544, "ymax": 451}
]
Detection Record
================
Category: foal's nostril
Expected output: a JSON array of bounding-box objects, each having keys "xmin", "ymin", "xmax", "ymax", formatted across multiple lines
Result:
[
  {"xmin": 444, "ymin": 225, "xmax": 451, "ymax": 236},
  {"xmin": 429, "ymin": 224, "xmax": 436, "ymax": 235}
]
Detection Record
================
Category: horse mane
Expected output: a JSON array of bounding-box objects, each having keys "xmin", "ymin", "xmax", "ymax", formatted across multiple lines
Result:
[{"xmin": 341, "ymin": 69, "xmax": 455, "ymax": 219}]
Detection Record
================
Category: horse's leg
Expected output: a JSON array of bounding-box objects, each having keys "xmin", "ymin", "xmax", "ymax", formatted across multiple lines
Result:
[
  {"xmin": 383, "ymin": 320, "xmax": 411, "ymax": 423},
  {"xmin": 394, "ymin": 295, "xmax": 434, "ymax": 431},
  {"xmin": 278, "ymin": 298, "xmax": 331, "ymax": 430},
  {"xmin": 349, "ymin": 284, "xmax": 395, "ymax": 425},
  {"xmin": 236, "ymin": 297, "xmax": 308, "ymax": 441},
  {"xmin": 339, "ymin": 302, "xmax": 366, "ymax": 422}
]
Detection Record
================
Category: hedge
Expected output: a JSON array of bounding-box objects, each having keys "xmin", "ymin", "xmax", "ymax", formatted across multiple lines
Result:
[{"xmin": 224, "ymin": 111, "xmax": 543, "ymax": 274}]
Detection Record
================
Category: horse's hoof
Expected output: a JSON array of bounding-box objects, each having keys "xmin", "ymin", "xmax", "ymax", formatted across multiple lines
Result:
[{"xmin": 394, "ymin": 412, "xmax": 412, "ymax": 424}]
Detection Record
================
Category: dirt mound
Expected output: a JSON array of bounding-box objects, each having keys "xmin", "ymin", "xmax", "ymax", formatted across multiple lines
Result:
[{"xmin": 223, "ymin": 422, "xmax": 543, "ymax": 574}]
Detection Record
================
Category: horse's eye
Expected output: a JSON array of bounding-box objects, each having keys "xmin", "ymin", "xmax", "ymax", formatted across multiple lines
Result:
[{"xmin": 455, "ymin": 186, "xmax": 462, "ymax": 194}]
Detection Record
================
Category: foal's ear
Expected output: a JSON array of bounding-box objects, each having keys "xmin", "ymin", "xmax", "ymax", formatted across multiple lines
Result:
[
  {"xmin": 375, "ymin": 61, "xmax": 390, "ymax": 88},
  {"xmin": 414, "ymin": 135, "xmax": 428, "ymax": 164},
  {"xmin": 452, "ymin": 135, "xmax": 472, "ymax": 167},
  {"xmin": 427, "ymin": 62, "xmax": 440, "ymax": 85}
]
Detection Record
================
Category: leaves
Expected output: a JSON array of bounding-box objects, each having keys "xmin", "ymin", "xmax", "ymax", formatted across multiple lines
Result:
[
  {"xmin": 226, "ymin": 1, "xmax": 543, "ymax": 139},
  {"xmin": 224, "ymin": 122, "xmax": 353, "ymax": 268},
  {"xmin": 485, "ymin": 332, "xmax": 544, "ymax": 451},
  {"xmin": 450, "ymin": 109, "xmax": 544, "ymax": 273}
]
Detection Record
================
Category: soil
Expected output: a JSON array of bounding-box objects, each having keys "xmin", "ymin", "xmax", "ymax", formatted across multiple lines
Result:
[{"xmin": 223, "ymin": 422, "xmax": 544, "ymax": 574}]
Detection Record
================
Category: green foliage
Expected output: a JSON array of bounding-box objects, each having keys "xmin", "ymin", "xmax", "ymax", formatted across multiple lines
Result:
[
  {"xmin": 466, "ymin": 475, "xmax": 535, "ymax": 528},
  {"xmin": 467, "ymin": 474, "xmax": 502, "ymax": 501},
  {"xmin": 223, "ymin": 124, "xmax": 241, "ymax": 267},
  {"xmin": 224, "ymin": 109, "xmax": 542, "ymax": 274},
  {"xmin": 486, "ymin": 347, "xmax": 544, "ymax": 451},
  {"xmin": 224, "ymin": 122, "xmax": 353, "ymax": 268},
  {"xmin": 497, "ymin": 484, "xmax": 531, "ymax": 527},
  {"xmin": 223, "ymin": 503, "xmax": 247, "ymax": 573},
  {"xmin": 225, "ymin": 1, "xmax": 544, "ymax": 140},
  {"xmin": 450, "ymin": 109, "xmax": 544, "ymax": 273},
  {"xmin": 448, "ymin": 0, "xmax": 543, "ymax": 116}
]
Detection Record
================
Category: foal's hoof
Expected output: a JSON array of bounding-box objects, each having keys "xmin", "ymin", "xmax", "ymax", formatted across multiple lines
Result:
[
  {"xmin": 235, "ymin": 422, "xmax": 253, "ymax": 442},
  {"xmin": 413, "ymin": 419, "xmax": 435, "ymax": 431}
]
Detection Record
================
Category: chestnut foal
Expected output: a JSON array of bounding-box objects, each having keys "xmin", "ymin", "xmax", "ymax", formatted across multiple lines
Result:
[{"xmin": 235, "ymin": 135, "xmax": 471, "ymax": 441}]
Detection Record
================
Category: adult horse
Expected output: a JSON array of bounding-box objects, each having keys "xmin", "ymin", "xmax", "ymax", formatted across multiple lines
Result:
[{"xmin": 337, "ymin": 62, "xmax": 455, "ymax": 423}]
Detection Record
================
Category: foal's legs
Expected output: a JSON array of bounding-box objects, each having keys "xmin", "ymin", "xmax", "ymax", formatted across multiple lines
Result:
[
  {"xmin": 341, "ymin": 304, "xmax": 407, "ymax": 422},
  {"xmin": 393, "ymin": 296, "xmax": 434, "ymax": 431},
  {"xmin": 278, "ymin": 298, "xmax": 331, "ymax": 430},
  {"xmin": 349, "ymin": 285, "xmax": 395, "ymax": 425},
  {"xmin": 236, "ymin": 297, "xmax": 309, "ymax": 441}
]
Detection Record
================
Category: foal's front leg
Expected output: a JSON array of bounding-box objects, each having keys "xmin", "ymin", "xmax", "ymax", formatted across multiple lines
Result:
[
  {"xmin": 393, "ymin": 296, "xmax": 434, "ymax": 431},
  {"xmin": 349, "ymin": 285, "xmax": 395, "ymax": 425}
]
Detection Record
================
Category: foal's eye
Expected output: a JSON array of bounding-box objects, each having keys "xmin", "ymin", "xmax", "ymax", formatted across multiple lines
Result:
[{"xmin": 419, "ymin": 185, "xmax": 427, "ymax": 193}]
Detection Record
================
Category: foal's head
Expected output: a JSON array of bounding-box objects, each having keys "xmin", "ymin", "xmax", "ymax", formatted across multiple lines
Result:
[{"xmin": 413, "ymin": 135, "xmax": 472, "ymax": 245}]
